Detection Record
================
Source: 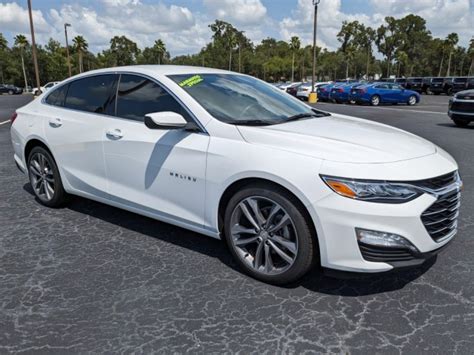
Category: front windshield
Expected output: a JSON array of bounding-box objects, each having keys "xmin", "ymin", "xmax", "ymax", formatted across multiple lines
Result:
[{"xmin": 168, "ymin": 74, "xmax": 326, "ymax": 125}]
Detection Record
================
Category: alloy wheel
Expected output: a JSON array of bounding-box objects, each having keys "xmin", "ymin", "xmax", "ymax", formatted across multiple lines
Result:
[
  {"xmin": 408, "ymin": 95, "xmax": 416, "ymax": 105},
  {"xmin": 29, "ymin": 152, "xmax": 55, "ymax": 201},
  {"xmin": 229, "ymin": 196, "xmax": 298, "ymax": 275},
  {"xmin": 371, "ymin": 95, "xmax": 380, "ymax": 106}
]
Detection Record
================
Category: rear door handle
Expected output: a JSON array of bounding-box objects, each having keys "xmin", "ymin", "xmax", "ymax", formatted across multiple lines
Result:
[
  {"xmin": 106, "ymin": 129, "xmax": 123, "ymax": 140},
  {"xmin": 49, "ymin": 117, "xmax": 62, "ymax": 128}
]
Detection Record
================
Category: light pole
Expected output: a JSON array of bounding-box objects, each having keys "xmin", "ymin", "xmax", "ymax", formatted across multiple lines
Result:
[
  {"xmin": 309, "ymin": 0, "xmax": 320, "ymax": 104},
  {"xmin": 27, "ymin": 0, "xmax": 41, "ymax": 94},
  {"xmin": 64, "ymin": 23, "xmax": 72, "ymax": 77}
]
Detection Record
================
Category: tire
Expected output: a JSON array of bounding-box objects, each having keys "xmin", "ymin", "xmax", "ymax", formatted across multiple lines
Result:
[
  {"xmin": 27, "ymin": 146, "xmax": 68, "ymax": 207},
  {"xmin": 223, "ymin": 184, "xmax": 316, "ymax": 285},
  {"xmin": 433, "ymin": 92, "xmax": 440, "ymax": 95},
  {"xmin": 370, "ymin": 95, "xmax": 380, "ymax": 106},
  {"xmin": 8, "ymin": 90, "xmax": 13, "ymax": 95},
  {"xmin": 407, "ymin": 95, "xmax": 417, "ymax": 106},
  {"xmin": 452, "ymin": 118, "xmax": 470, "ymax": 128}
]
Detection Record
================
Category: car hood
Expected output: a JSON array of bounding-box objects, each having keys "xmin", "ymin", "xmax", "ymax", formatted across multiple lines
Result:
[{"xmin": 237, "ymin": 113, "xmax": 437, "ymax": 163}]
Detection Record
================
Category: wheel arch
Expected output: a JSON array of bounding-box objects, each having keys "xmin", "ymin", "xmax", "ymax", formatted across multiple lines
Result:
[
  {"xmin": 24, "ymin": 138, "xmax": 54, "ymax": 162},
  {"xmin": 217, "ymin": 177, "xmax": 319, "ymax": 258}
]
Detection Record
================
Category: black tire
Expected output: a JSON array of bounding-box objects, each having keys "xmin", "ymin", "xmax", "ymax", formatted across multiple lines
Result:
[
  {"xmin": 370, "ymin": 94, "xmax": 380, "ymax": 106},
  {"xmin": 433, "ymin": 92, "xmax": 440, "ymax": 95},
  {"xmin": 223, "ymin": 184, "xmax": 317, "ymax": 285},
  {"xmin": 8, "ymin": 90, "xmax": 13, "ymax": 95},
  {"xmin": 452, "ymin": 118, "xmax": 470, "ymax": 128},
  {"xmin": 27, "ymin": 146, "xmax": 68, "ymax": 207}
]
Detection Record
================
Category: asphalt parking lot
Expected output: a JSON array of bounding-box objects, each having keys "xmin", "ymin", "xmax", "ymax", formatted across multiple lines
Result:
[{"xmin": 1, "ymin": 94, "xmax": 473, "ymax": 353}]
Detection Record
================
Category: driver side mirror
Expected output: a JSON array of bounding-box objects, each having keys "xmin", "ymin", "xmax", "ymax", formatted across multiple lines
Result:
[{"xmin": 144, "ymin": 111, "xmax": 187, "ymax": 130}]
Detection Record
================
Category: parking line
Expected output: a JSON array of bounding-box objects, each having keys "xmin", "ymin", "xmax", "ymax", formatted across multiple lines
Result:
[
  {"xmin": 316, "ymin": 103, "xmax": 446, "ymax": 115},
  {"xmin": 0, "ymin": 120, "xmax": 10, "ymax": 125}
]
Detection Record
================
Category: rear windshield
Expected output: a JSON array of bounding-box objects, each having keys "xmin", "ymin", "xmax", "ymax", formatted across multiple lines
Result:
[
  {"xmin": 410, "ymin": 78, "xmax": 422, "ymax": 82},
  {"xmin": 432, "ymin": 78, "xmax": 444, "ymax": 83},
  {"xmin": 453, "ymin": 77, "xmax": 467, "ymax": 83}
]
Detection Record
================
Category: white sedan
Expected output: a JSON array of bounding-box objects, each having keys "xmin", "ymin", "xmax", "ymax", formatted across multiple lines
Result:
[
  {"xmin": 296, "ymin": 81, "xmax": 331, "ymax": 100},
  {"xmin": 10, "ymin": 66, "xmax": 461, "ymax": 284},
  {"xmin": 32, "ymin": 81, "xmax": 60, "ymax": 95}
]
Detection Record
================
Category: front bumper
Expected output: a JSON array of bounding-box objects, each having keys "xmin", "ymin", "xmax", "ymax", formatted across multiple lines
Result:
[{"xmin": 307, "ymin": 153, "xmax": 460, "ymax": 274}]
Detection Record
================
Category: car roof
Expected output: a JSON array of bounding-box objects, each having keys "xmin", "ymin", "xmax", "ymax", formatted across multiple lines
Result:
[{"xmin": 66, "ymin": 65, "xmax": 233, "ymax": 80}]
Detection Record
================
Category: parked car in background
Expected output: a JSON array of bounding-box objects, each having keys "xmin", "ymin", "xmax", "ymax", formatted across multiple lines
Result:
[
  {"xmin": 0, "ymin": 84, "xmax": 23, "ymax": 95},
  {"xmin": 32, "ymin": 81, "xmax": 60, "ymax": 96},
  {"xmin": 448, "ymin": 89, "xmax": 474, "ymax": 127},
  {"xmin": 395, "ymin": 78, "xmax": 408, "ymax": 88},
  {"xmin": 286, "ymin": 82, "xmax": 303, "ymax": 97},
  {"xmin": 422, "ymin": 77, "xmax": 432, "ymax": 94},
  {"xmin": 317, "ymin": 80, "xmax": 356, "ymax": 102},
  {"xmin": 429, "ymin": 77, "xmax": 445, "ymax": 95},
  {"xmin": 331, "ymin": 82, "xmax": 366, "ymax": 103},
  {"xmin": 451, "ymin": 77, "xmax": 473, "ymax": 94},
  {"xmin": 467, "ymin": 77, "xmax": 474, "ymax": 90},
  {"xmin": 406, "ymin": 77, "xmax": 423, "ymax": 93},
  {"xmin": 278, "ymin": 82, "xmax": 297, "ymax": 91},
  {"xmin": 296, "ymin": 82, "xmax": 331, "ymax": 100},
  {"xmin": 350, "ymin": 82, "xmax": 420, "ymax": 106}
]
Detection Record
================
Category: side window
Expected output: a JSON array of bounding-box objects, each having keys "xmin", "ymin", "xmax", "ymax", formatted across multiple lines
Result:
[
  {"xmin": 375, "ymin": 84, "xmax": 388, "ymax": 89},
  {"xmin": 390, "ymin": 84, "xmax": 402, "ymax": 90},
  {"xmin": 45, "ymin": 84, "xmax": 69, "ymax": 107},
  {"xmin": 116, "ymin": 74, "xmax": 190, "ymax": 122},
  {"xmin": 64, "ymin": 74, "xmax": 118, "ymax": 115}
]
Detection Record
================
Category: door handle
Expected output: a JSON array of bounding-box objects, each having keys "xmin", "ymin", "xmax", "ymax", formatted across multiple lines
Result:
[
  {"xmin": 106, "ymin": 129, "xmax": 123, "ymax": 140},
  {"xmin": 49, "ymin": 117, "xmax": 62, "ymax": 128}
]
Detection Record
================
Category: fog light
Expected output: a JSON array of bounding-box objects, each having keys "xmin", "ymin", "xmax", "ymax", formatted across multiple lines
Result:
[{"xmin": 355, "ymin": 228, "xmax": 418, "ymax": 252}]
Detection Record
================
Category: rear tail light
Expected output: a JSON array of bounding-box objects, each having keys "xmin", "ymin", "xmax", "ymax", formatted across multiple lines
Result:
[
  {"xmin": 337, "ymin": 88, "xmax": 344, "ymax": 93},
  {"xmin": 320, "ymin": 88, "xmax": 326, "ymax": 92},
  {"xmin": 10, "ymin": 112, "xmax": 18, "ymax": 124}
]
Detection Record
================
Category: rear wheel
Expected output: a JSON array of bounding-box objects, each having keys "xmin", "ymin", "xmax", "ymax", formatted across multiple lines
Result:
[
  {"xmin": 408, "ymin": 95, "xmax": 417, "ymax": 106},
  {"xmin": 28, "ymin": 146, "xmax": 68, "ymax": 207},
  {"xmin": 223, "ymin": 185, "xmax": 316, "ymax": 285},
  {"xmin": 8, "ymin": 90, "xmax": 13, "ymax": 95},
  {"xmin": 370, "ymin": 95, "xmax": 380, "ymax": 106},
  {"xmin": 452, "ymin": 117, "xmax": 470, "ymax": 128}
]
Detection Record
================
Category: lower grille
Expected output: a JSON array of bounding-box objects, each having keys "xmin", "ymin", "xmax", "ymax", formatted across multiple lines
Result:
[
  {"xmin": 358, "ymin": 243, "xmax": 415, "ymax": 262},
  {"xmin": 421, "ymin": 190, "xmax": 461, "ymax": 242}
]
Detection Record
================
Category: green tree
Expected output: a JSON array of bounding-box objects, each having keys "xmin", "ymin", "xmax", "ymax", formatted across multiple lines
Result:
[
  {"xmin": 289, "ymin": 36, "xmax": 301, "ymax": 81},
  {"xmin": 109, "ymin": 35, "xmax": 140, "ymax": 66},
  {"xmin": 445, "ymin": 33, "xmax": 459, "ymax": 76},
  {"xmin": 14, "ymin": 34, "xmax": 29, "ymax": 89},
  {"xmin": 376, "ymin": 17, "xmax": 401, "ymax": 77},
  {"xmin": 72, "ymin": 35, "xmax": 88, "ymax": 73}
]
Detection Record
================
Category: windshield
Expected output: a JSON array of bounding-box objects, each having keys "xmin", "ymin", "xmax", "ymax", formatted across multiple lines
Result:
[
  {"xmin": 168, "ymin": 74, "xmax": 325, "ymax": 125},
  {"xmin": 432, "ymin": 78, "xmax": 443, "ymax": 83},
  {"xmin": 454, "ymin": 78, "xmax": 467, "ymax": 83}
]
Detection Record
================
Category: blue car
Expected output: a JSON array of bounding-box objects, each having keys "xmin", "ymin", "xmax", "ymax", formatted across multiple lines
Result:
[
  {"xmin": 350, "ymin": 82, "xmax": 420, "ymax": 106},
  {"xmin": 331, "ymin": 82, "xmax": 366, "ymax": 103},
  {"xmin": 317, "ymin": 83, "xmax": 336, "ymax": 101}
]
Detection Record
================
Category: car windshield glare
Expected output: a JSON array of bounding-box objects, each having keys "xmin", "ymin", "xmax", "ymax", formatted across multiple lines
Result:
[{"xmin": 168, "ymin": 74, "xmax": 324, "ymax": 125}]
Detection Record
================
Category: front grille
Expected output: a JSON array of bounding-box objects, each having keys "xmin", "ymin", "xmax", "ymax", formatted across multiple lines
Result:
[
  {"xmin": 421, "ymin": 190, "xmax": 461, "ymax": 242},
  {"xmin": 451, "ymin": 101, "xmax": 474, "ymax": 112},
  {"xmin": 403, "ymin": 171, "xmax": 458, "ymax": 190},
  {"xmin": 358, "ymin": 243, "xmax": 415, "ymax": 262}
]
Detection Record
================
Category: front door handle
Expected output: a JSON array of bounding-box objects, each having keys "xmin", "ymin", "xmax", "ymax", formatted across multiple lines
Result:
[
  {"xmin": 106, "ymin": 129, "xmax": 123, "ymax": 140},
  {"xmin": 49, "ymin": 117, "xmax": 62, "ymax": 128}
]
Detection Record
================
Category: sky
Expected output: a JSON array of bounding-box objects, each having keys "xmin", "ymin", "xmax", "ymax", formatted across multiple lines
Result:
[{"xmin": 0, "ymin": 0, "xmax": 472, "ymax": 56}]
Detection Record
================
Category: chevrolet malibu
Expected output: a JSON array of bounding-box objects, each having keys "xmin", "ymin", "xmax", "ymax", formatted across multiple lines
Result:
[{"xmin": 10, "ymin": 66, "xmax": 462, "ymax": 285}]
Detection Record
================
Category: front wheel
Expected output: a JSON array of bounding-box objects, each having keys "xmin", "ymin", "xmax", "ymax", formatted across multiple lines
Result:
[
  {"xmin": 223, "ymin": 185, "xmax": 316, "ymax": 285},
  {"xmin": 28, "ymin": 146, "xmax": 68, "ymax": 207},
  {"xmin": 370, "ymin": 95, "xmax": 380, "ymax": 106},
  {"xmin": 8, "ymin": 90, "xmax": 13, "ymax": 95},
  {"xmin": 408, "ymin": 95, "xmax": 417, "ymax": 106}
]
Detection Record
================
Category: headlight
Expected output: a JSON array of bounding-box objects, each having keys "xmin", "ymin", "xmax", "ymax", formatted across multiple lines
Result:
[{"xmin": 320, "ymin": 175, "xmax": 421, "ymax": 203}]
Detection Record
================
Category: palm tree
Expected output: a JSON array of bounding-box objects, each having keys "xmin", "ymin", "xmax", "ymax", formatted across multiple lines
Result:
[
  {"xmin": 227, "ymin": 31, "xmax": 237, "ymax": 71},
  {"xmin": 289, "ymin": 36, "xmax": 301, "ymax": 82},
  {"xmin": 72, "ymin": 35, "xmax": 88, "ymax": 73},
  {"xmin": 153, "ymin": 39, "xmax": 166, "ymax": 64},
  {"xmin": 445, "ymin": 33, "xmax": 458, "ymax": 77},
  {"xmin": 14, "ymin": 34, "xmax": 29, "ymax": 90}
]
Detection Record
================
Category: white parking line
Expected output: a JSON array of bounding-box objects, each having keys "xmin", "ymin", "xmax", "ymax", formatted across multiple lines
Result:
[
  {"xmin": 0, "ymin": 120, "xmax": 11, "ymax": 125},
  {"xmin": 317, "ymin": 103, "xmax": 446, "ymax": 115}
]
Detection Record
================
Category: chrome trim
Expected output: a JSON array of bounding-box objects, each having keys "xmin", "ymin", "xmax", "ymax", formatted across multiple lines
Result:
[{"xmin": 449, "ymin": 110, "xmax": 474, "ymax": 116}]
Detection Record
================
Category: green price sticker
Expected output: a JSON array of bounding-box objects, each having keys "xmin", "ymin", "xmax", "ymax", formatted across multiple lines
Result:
[{"xmin": 179, "ymin": 75, "xmax": 204, "ymax": 88}]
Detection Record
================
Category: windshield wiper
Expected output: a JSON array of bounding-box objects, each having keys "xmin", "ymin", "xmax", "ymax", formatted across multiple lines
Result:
[
  {"xmin": 232, "ymin": 119, "xmax": 273, "ymax": 126},
  {"xmin": 280, "ymin": 113, "xmax": 319, "ymax": 123}
]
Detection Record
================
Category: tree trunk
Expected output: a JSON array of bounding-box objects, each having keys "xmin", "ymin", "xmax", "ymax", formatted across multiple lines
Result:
[
  {"xmin": 20, "ymin": 50, "xmax": 28, "ymax": 90},
  {"xmin": 79, "ymin": 52, "xmax": 83, "ymax": 73},
  {"xmin": 366, "ymin": 46, "xmax": 370, "ymax": 79},
  {"xmin": 345, "ymin": 60, "xmax": 349, "ymax": 79},
  {"xmin": 291, "ymin": 52, "xmax": 295, "ymax": 82},
  {"xmin": 238, "ymin": 44, "xmax": 241, "ymax": 73},
  {"xmin": 386, "ymin": 54, "xmax": 391, "ymax": 77},
  {"xmin": 229, "ymin": 48, "xmax": 232, "ymax": 71},
  {"xmin": 438, "ymin": 52, "xmax": 444, "ymax": 77},
  {"xmin": 446, "ymin": 51, "xmax": 453, "ymax": 76},
  {"xmin": 468, "ymin": 58, "xmax": 474, "ymax": 76}
]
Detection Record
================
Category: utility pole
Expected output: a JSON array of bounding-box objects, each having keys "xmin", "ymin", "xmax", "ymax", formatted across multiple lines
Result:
[
  {"xmin": 64, "ymin": 23, "xmax": 72, "ymax": 77},
  {"xmin": 309, "ymin": 0, "xmax": 320, "ymax": 104},
  {"xmin": 27, "ymin": 0, "xmax": 41, "ymax": 93}
]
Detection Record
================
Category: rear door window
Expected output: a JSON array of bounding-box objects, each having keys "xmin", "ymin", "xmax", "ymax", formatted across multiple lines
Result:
[{"xmin": 64, "ymin": 74, "xmax": 118, "ymax": 115}]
